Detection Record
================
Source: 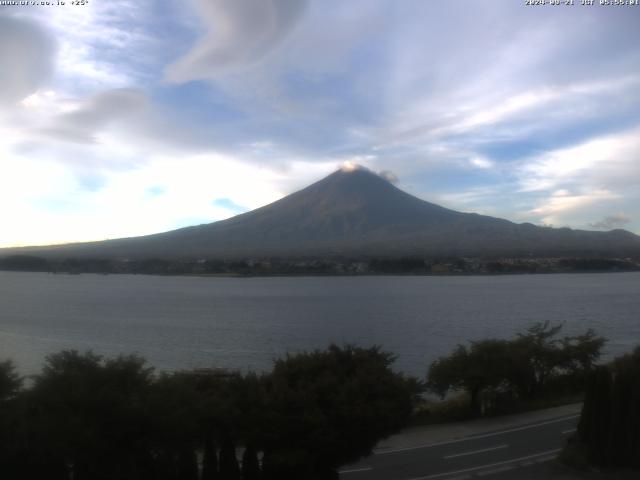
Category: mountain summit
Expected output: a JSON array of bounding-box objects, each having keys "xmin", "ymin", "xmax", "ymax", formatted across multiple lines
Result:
[{"xmin": 4, "ymin": 167, "xmax": 640, "ymax": 259}]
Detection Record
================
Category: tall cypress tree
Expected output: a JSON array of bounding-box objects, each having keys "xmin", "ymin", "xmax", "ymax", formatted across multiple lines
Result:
[
  {"xmin": 578, "ymin": 347, "xmax": 640, "ymax": 468},
  {"xmin": 241, "ymin": 445, "xmax": 261, "ymax": 480},
  {"xmin": 219, "ymin": 435, "xmax": 240, "ymax": 480},
  {"xmin": 589, "ymin": 367, "xmax": 612, "ymax": 466},
  {"xmin": 176, "ymin": 448, "xmax": 198, "ymax": 480},
  {"xmin": 202, "ymin": 434, "xmax": 219, "ymax": 479}
]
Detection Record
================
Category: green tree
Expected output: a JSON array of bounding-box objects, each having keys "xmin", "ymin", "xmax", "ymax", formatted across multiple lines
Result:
[
  {"xmin": 218, "ymin": 435, "xmax": 241, "ymax": 480},
  {"xmin": 0, "ymin": 360, "xmax": 25, "ymax": 479},
  {"xmin": 241, "ymin": 445, "xmax": 261, "ymax": 480},
  {"xmin": 559, "ymin": 329, "xmax": 606, "ymax": 374},
  {"xmin": 578, "ymin": 366, "xmax": 612, "ymax": 466},
  {"xmin": 146, "ymin": 371, "xmax": 205, "ymax": 479},
  {"xmin": 0, "ymin": 360, "xmax": 22, "ymax": 402},
  {"xmin": 512, "ymin": 321, "xmax": 565, "ymax": 397},
  {"xmin": 261, "ymin": 345, "xmax": 421, "ymax": 479},
  {"xmin": 577, "ymin": 346, "xmax": 640, "ymax": 468},
  {"xmin": 428, "ymin": 322, "xmax": 606, "ymax": 414},
  {"xmin": 428, "ymin": 340, "xmax": 514, "ymax": 414},
  {"xmin": 26, "ymin": 350, "xmax": 155, "ymax": 480}
]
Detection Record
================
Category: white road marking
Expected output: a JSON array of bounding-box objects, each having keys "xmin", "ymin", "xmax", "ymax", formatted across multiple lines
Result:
[
  {"xmin": 338, "ymin": 466, "xmax": 373, "ymax": 474},
  {"xmin": 404, "ymin": 448, "xmax": 561, "ymax": 480},
  {"xmin": 561, "ymin": 428, "xmax": 577, "ymax": 435},
  {"xmin": 534, "ymin": 455, "xmax": 558, "ymax": 463},
  {"xmin": 377, "ymin": 414, "xmax": 579, "ymax": 455},
  {"xmin": 476, "ymin": 465, "xmax": 515, "ymax": 476},
  {"xmin": 443, "ymin": 444, "xmax": 508, "ymax": 459}
]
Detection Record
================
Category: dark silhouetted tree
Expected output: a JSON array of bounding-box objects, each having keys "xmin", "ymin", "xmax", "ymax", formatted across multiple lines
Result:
[
  {"xmin": 242, "ymin": 445, "xmax": 261, "ymax": 480},
  {"xmin": 578, "ymin": 346, "xmax": 640, "ymax": 468},
  {"xmin": 0, "ymin": 360, "xmax": 22, "ymax": 401},
  {"xmin": 261, "ymin": 344, "xmax": 421, "ymax": 479},
  {"xmin": 428, "ymin": 340, "xmax": 513, "ymax": 414},
  {"xmin": 428, "ymin": 322, "xmax": 606, "ymax": 415},
  {"xmin": 201, "ymin": 433, "xmax": 220, "ymax": 480},
  {"xmin": 26, "ymin": 350, "xmax": 155, "ymax": 480},
  {"xmin": 219, "ymin": 435, "xmax": 241, "ymax": 480}
]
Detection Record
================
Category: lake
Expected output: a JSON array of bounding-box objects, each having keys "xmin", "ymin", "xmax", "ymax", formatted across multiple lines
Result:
[{"xmin": 1, "ymin": 271, "xmax": 639, "ymax": 377}]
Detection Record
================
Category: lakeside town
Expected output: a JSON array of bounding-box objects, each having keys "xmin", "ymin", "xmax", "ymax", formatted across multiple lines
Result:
[{"xmin": 1, "ymin": 255, "xmax": 639, "ymax": 276}]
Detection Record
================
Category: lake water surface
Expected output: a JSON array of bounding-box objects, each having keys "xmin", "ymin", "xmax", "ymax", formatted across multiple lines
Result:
[{"xmin": 1, "ymin": 271, "xmax": 639, "ymax": 377}]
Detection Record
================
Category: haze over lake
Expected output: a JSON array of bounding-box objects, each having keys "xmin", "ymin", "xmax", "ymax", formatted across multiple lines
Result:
[{"xmin": 1, "ymin": 271, "xmax": 639, "ymax": 377}]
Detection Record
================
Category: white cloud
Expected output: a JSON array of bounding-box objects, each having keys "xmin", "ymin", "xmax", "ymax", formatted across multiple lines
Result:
[
  {"xmin": 378, "ymin": 170, "xmax": 399, "ymax": 183},
  {"xmin": 589, "ymin": 213, "xmax": 630, "ymax": 230},
  {"xmin": 37, "ymin": 89, "xmax": 149, "ymax": 144},
  {"xmin": 165, "ymin": 0, "xmax": 308, "ymax": 82},
  {"xmin": 2, "ymin": 1, "xmax": 640, "ymax": 245},
  {"xmin": 509, "ymin": 127, "xmax": 640, "ymax": 230},
  {"xmin": 0, "ymin": 150, "xmax": 334, "ymax": 247},
  {"xmin": 518, "ymin": 127, "xmax": 640, "ymax": 192},
  {"xmin": 0, "ymin": 16, "xmax": 55, "ymax": 106},
  {"xmin": 44, "ymin": 1, "xmax": 156, "ymax": 88},
  {"xmin": 0, "ymin": 82, "xmax": 341, "ymax": 247},
  {"xmin": 528, "ymin": 189, "xmax": 619, "ymax": 222},
  {"xmin": 469, "ymin": 156, "xmax": 494, "ymax": 170}
]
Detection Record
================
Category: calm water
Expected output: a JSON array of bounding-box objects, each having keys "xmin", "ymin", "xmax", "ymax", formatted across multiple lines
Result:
[{"xmin": 1, "ymin": 271, "xmax": 639, "ymax": 377}]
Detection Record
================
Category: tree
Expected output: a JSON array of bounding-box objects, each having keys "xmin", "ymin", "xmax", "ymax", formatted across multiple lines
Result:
[
  {"xmin": 241, "ymin": 445, "xmax": 261, "ymax": 480},
  {"xmin": 577, "ymin": 346, "xmax": 640, "ymax": 468},
  {"xmin": 218, "ymin": 435, "xmax": 241, "ymax": 480},
  {"xmin": 427, "ymin": 340, "xmax": 514, "ymax": 414},
  {"xmin": 201, "ymin": 432, "xmax": 220, "ymax": 480},
  {"xmin": 0, "ymin": 346, "xmax": 420, "ymax": 479},
  {"xmin": 560, "ymin": 329, "xmax": 606, "ymax": 375},
  {"xmin": 261, "ymin": 345, "xmax": 422, "ymax": 479},
  {"xmin": 146, "ymin": 371, "xmax": 205, "ymax": 479},
  {"xmin": 512, "ymin": 321, "xmax": 565, "ymax": 397},
  {"xmin": 0, "ymin": 360, "xmax": 25, "ymax": 479},
  {"xmin": 578, "ymin": 366, "xmax": 612, "ymax": 466},
  {"xmin": 26, "ymin": 350, "xmax": 155, "ymax": 480},
  {"xmin": 428, "ymin": 322, "xmax": 606, "ymax": 414},
  {"xmin": 0, "ymin": 360, "xmax": 21, "ymax": 402},
  {"xmin": 512, "ymin": 322, "xmax": 605, "ymax": 398}
]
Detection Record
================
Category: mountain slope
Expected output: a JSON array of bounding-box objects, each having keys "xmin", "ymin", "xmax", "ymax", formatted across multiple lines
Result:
[{"xmin": 3, "ymin": 167, "xmax": 640, "ymax": 259}]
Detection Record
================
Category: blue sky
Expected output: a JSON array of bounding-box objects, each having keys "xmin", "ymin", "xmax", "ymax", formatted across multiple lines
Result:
[{"xmin": 1, "ymin": 0, "xmax": 639, "ymax": 247}]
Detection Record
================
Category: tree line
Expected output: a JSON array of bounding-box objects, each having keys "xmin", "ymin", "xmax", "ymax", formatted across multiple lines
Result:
[
  {"xmin": 1, "ymin": 254, "xmax": 638, "ymax": 276},
  {"xmin": 1, "ymin": 323, "xmax": 630, "ymax": 478},
  {"xmin": 426, "ymin": 322, "xmax": 606, "ymax": 415},
  {"xmin": 0, "ymin": 346, "xmax": 421, "ymax": 480}
]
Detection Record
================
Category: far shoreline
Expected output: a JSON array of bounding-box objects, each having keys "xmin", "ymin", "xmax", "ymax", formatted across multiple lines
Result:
[{"xmin": 2, "ymin": 268, "xmax": 639, "ymax": 279}]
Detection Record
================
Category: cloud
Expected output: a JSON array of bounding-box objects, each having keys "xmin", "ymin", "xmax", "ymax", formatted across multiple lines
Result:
[
  {"xmin": 589, "ymin": 213, "xmax": 630, "ymax": 230},
  {"xmin": 41, "ymin": 0, "xmax": 160, "ymax": 89},
  {"xmin": 517, "ymin": 127, "xmax": 640, "ymax": 193},
  {"xmin": 378, "ymin": 170, "xmax": 398, "ymax": 183},
  {"xmin": 527, "ymin": 189, "xmax": 619, "ymax": 226},
  {"xmin": 0, "ymin": 151, "xmax": 288, "ymax": 247},
  {"xmin": 38, "ymin": 89, "xmax": 149, "ymax": 144},
  {"xmin": 165, "ymin": 0, "xmax": 308, "ymax": 82},
  {"xmin": 468, "ymin": 156, "xmax": 494, "ymax": 170},
  {"xmin": 3, "ymin": 1, "xmax": 640, "ymax": 246},
  {"xmin": 0, "ymin": 16, "xmax": 55, "ymax": 106}
]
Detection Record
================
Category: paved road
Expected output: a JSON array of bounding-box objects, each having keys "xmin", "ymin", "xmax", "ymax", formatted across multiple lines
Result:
[{"xmin": 339, "ymin": 411, "xmax": 579, "ymax": 480}]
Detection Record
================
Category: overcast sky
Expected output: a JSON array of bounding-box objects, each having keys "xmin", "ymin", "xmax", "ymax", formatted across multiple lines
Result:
[{"xmin": 1, "ymin": 0, "xmax": 639, "ymax": 247}]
